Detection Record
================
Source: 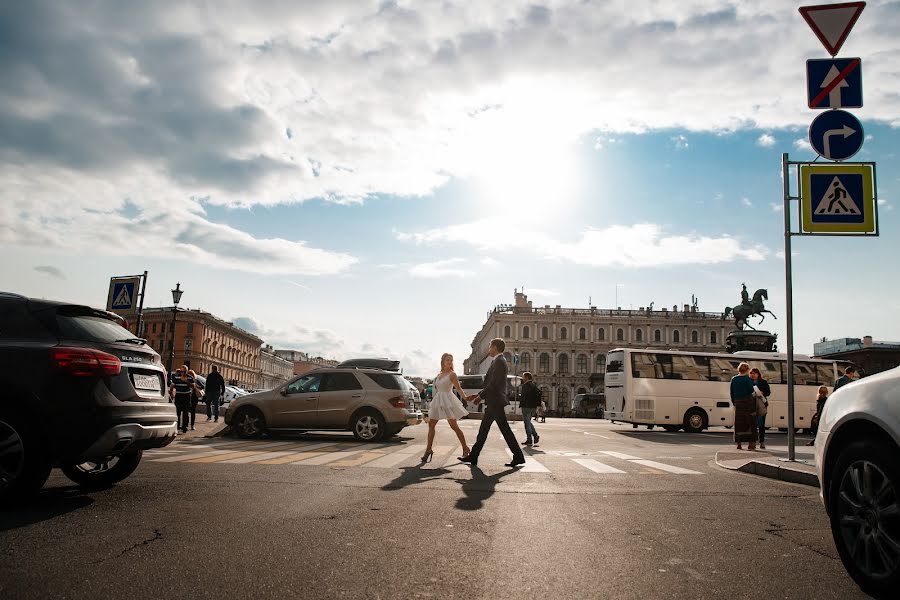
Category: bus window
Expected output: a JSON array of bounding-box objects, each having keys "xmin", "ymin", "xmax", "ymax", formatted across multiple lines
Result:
[
  {"xmin": 632, "ymin": 353, "xmax": 658, "ymax": 378},
  {"xmin": 672, "ymin": 354, "xmax": 711, "ymax": 381},
  {"xmin": 709, "ymin": 357, "xmax": 736, "ymax": 381},
  {"xmin": 759, "ymin": 361, "xmax": 784, "ymax": 385},
  {"xmin": 817, "ymin": 363, "xmax": 836, "ymax": 387},
  {"xmin": 606, "ymin": 351, "xmax": 625, "ymax": 373},
  {"xmin": 794, "ymin": 362, "xmax": 818, "ymax": 386}
]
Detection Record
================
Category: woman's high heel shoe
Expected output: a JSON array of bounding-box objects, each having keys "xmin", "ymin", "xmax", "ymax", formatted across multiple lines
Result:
[
  {"xmin": 461, "ymin": 448, "xmax": 471, "ymax": 459},
  {"xmin": 421, "ymin": 450, "xmax": 434, "ymax": 463}
]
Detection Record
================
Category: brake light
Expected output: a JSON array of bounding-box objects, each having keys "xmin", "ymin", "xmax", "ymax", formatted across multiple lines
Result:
[
  {"xmin": 51, "ymin": 347, "xmax": 122, "ymax": 377},
  {"xmin": 389, "ymin": 395, "xmax": 406, "ymax": 408}
]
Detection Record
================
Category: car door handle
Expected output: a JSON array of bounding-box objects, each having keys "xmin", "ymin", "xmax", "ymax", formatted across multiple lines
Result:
[
  {"xmin": 307, "ymin": 396, "xmax": 318, "ymax": 401},
  {"xmin": 351, "ymin": 394, "xmax": 362, "ymax": 399}
]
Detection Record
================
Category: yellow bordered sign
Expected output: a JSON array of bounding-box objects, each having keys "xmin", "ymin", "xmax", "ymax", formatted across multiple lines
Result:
[{"xmin": 799, "ymin": 162, "xmax": 877, "ymax": 234}]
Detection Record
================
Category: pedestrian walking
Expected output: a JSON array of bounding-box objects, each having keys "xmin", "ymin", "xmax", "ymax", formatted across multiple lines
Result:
[
  {"xmin": 749, "ymin": 367, "xmax": 771, "ymax": 450},
  {"xmin": 169, "ymin": 367, "xmax": 195, "ymax": 434},
  {"xmin": 808, "ymin": 385, "xmax": 829, "ymax": 445},
  {"xmin": 730, "ymin": 362, "xmax": 758, "ymax": 451},
  {"xmin": 204, "ymin": 365, "xmax": 226, "ymax": 423},
  {"xmin": 517, "ymin": 372, "xmax": 540, "ymax": 446},
  {"xmin": 834, "ymin": 365, "xmax": 859, "ymax": 390},
  {"xmin": 420, "ymin": 353, "xmax": 470, "ymax": 463},
  {"xmin": 538, "ymin": 399, "xmax": 547, "ymax": 423},
  {"xmin": 459, "ymin": 338, "xmax": 526, "ymax": 467}
]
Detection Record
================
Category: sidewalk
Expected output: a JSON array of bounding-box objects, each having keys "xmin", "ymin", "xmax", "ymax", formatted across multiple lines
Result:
[
  {"xmin": 715, "ymin": 449, "xmax": 819, "ymax": 487},
  {"xmin": 172, "ymin": 402, "xmax": 230, "ymax": 441}
]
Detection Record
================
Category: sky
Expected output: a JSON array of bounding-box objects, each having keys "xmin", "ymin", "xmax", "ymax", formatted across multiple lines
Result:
[{"xmin": 2, "ymin": 1, "xmax": 899, "ymax": 378}]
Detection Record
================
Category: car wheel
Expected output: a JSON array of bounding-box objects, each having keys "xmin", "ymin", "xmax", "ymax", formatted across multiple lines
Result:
[
  {"xmin": 828, "ymin": 439, "xmax": 900, "ymax": 598},
  {"xmin": 0, "ymin": 411, "xmax": 52, "ymax": 503},
  {"xmin": 234, "ymin": 407, "xmax": 266, "ymax": 439},
  {"xmin": 682, "ymin": 408, "xmax": 707, "ymax": 434},
  {"xmin": 351, "ymin": 410, "xmax": 385, "ymax": 442},
  {"xmin": 61, "ymin": 450, "xmax": 143, "ymax": 489}
]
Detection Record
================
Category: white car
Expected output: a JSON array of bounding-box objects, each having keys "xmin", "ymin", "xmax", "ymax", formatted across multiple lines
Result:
[{"xmin": 814, "ymin": 366, "xmax": 900, "ymax": 598}]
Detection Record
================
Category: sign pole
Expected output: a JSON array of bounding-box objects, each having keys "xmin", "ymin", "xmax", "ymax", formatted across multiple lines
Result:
[
  {"xmin": 136, "ymin": 271, "xmax": 148, "ymax": 337},
  {"xmin": 782, "ymin": 152, "xmax": 797, "ymax": 461}
]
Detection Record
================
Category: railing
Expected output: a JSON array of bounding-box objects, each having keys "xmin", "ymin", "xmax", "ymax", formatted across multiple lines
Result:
[{"xmin": 490, "ymin": 306, "xmax": 725, "ymax": 319}]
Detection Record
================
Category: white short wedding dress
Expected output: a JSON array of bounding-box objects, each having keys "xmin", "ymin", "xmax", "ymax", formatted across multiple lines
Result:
[{"xmin": 428, "ymin": 373, "xmax": 469, "ymax": 421}]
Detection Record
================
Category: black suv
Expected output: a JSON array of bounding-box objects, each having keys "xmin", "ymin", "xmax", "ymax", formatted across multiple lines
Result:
[{"xmin": 0, "ymin": 292, "xmax": 177, "ymax": 501}]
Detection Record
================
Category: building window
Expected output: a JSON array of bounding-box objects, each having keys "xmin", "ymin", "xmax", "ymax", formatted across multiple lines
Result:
[
  {"xmin": 187, "ymin": 322, "xmax": 194, "ymax": 334},
  {"xmin": 557, "ymin": 387, "xmax": 569, "ymax": 413},
  {"xmin": 616, "ymin": 328, "xmax": 624, "ymax": 341},
  {"xmin": 576, "ymin": 354, "xmax": 588, "ymax": 374},
  {"xmin": 636, "ymin": 329, "xmax": 643, "ymax": 342},
  {"xmin": 673, "ymin": 330, "xmax": 681, "ymax": 343},
  {"xmin": 710, "ymin": 331, "xmax": 718, "ymax": 344},
  {"xmin": 523, "ymin": 326, "xmax": 530, "ymax": 339},
  {"xmin": 541, "ymin": 327, "xmax": 549, "ymax": 339},
  {"xmin": 691, "ymin": 330, "xmax": 699, "ymax": 344},
  {"xmin": 558, "ymin": 353, "xmax": 569, "ymax": 374},
  {"xmin": 152, "ymin": 323, "xmax": 157, "ymax": 334},
  {"xmin": 504, "ymin": 325, "xmax": 511, "ymax": 338},
  {"xmin": 560, "ymin": 327, "xmax": 568, "ymax": 340},
  {"xmin": 521, "ymin": 352, "xmax": 531, "ymax": 372},
  {"xmin": 595, "ymin": 354, "xmax": 606, "ymax": 372},
  {"xmin": 185, "ymin": 338, "xmax": 193, "ymax": 352},
  {"xmin": 539, "ymin": 353, "xmax": 550, "ymax": 374},
  {"xmin": 579, "ymin": 328, "xmax": 587, "ymax": 340},
  {"xmin": 654, "ymin": 329, "xmax": 662, "ymax": 342},
  {"xmin": 598, "ymin": 328, "xmax": 605, "ymax": 341}
]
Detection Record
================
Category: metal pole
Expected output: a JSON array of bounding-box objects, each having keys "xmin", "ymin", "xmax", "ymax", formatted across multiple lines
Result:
[
  {"xmin": 135, "ymin": 270, "xmax": 148, "ymax": 337},
  {"xmin": 782, "ymin": 152, "xmax": 796, "ymax": 461},
  {"xmin": 168, "ymin": 305, "xmax": 177, "ymax": 377}
]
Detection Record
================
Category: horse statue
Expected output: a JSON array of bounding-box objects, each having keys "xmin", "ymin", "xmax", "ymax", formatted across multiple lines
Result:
[{"xmin": 724, "ymin": 288, "xmax": 777, "ymax": 330}]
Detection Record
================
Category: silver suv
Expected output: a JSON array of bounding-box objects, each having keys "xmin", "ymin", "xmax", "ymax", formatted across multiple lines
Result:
[{"xmin": 224, "ymin": 366, "xmax": 423, "ymax": 441}]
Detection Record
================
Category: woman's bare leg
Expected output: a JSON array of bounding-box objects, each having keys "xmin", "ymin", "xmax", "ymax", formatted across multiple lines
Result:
[
  {"xmin": 426, "ymin": 419, "xmax": 437, "ymax": 452},
  {"xmin": 448, "ymin": 419, "xmax": 470, "ymax": 456}
]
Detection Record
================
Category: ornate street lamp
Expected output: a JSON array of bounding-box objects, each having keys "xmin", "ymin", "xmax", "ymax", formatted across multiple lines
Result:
[{"xmin": 167, "ymin": 283, "xmax": 183, "ymax": 378}]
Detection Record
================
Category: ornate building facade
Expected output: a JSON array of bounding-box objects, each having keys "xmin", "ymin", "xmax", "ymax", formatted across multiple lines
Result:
[
  {"xmin": 273, "ymin": 349, "xmax": 339, "ymax": 375},
  {"xmin": 259, "ymin": 345, "xmax": 295, "ymax": 390},
  {"xmin": 140, "ymin": 307, "xmax": 262, "ymax": 389},
  {"xmin": 464, "ymin": 292, "xmax": 729, "ymax": 414}
]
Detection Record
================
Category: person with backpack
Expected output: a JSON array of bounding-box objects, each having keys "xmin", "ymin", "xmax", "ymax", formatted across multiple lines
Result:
[
  {"xmin": 518, "ymin": 372, "xmax": 541, "ymax": 446},
  {"xmin": 749, "ymin": 367, "xmax": 771, "ymax": 450}
]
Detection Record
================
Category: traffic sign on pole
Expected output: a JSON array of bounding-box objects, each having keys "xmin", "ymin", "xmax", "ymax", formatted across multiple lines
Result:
[
  {"xmin": 808, "ymin": 109, "xmax": 863, "ymax": 161},
  {"xmin": 799, "ymin": 2, "xmax": 866, "ymax": 56},
  {"xmin": 799, "ymin": 162, "xmax": 877, "ymax": 234},
  {"xmin": 806, "ymin": 58, "xmax": 862, "ymax": 109}
]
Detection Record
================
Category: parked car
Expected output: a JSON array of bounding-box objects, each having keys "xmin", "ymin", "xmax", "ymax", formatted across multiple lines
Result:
[
  {"xmin": 0, "ymin": 292, "xmax": 177, "ymax": 501},
  {"xmin": 225, "ymin": 363, "xmax": 423, "ymax": 441},
  {"xmin": 815, "ymin": 366, "xmax": 900, "ymax": 598},
  {"xmin": 572, "ymin": 393, "xmax": 606, "ymax": 418}
]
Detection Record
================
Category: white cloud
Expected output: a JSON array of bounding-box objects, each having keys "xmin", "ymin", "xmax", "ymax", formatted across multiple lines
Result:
[
  {"xmin": 793, "ymin": 138, "xmax": 814, "ymax": 153},
  {"xmin": 757, "ymin": 133, "xmax": 776, "ymax": 147},
  {"xmin": 741, "ymin": 197, "xmax": 753, "ymax": 207},
  {"xmin": 408, "ymin": 258, "xmax": 469, "ymax": 279},
  {"xmin": 671, "ymin": 135, "xmax": 690, "ymax": 150},
  {"xmin": 397, "ymin": 220, "xmax": 767, "ymax": 267},
  {"xmin": 769, "ymin": 202, "xmax": 784, "ymax": 212},
  {"xmin": 481, "ymin": 257, "xmax": 501, "ymax": 268},
  {"xmin": 523, "ymin": 288, "xmax": 560, "ymax": 298}
]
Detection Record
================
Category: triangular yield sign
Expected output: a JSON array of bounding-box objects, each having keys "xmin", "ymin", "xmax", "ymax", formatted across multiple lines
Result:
[{"xmin": 799, "ymin": 2, "xmax": 866, "ymax": 56}]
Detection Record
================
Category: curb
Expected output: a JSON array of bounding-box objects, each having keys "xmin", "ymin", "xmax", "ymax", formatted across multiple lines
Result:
[{"xmin": 715, "ymin": 452, "xmax": 820, "ymax": 488}]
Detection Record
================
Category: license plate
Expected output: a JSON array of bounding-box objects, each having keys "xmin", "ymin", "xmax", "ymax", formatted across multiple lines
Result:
[{"xmin": 133, "ymin": 373, "xmax": 161, "ymax": 392}]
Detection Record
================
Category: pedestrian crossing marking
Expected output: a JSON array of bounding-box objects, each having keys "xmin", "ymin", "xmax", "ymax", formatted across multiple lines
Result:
[
  {"xmin": 363, "ymin": 444, "xmax": 427, "ymax": 468},
  {"xmin": 629, "ymin": 459, "xmax": 703, "ymax": 475},
  {"xmin": 598, "ymin": 451, "xmax": 640, "ymax": 460},
  {"xmin": 815, "ymin": 176, "xmax": 860, "ymax": 215},
  {"xmin": 294, "ymin": 447, "xmax": 370, "ymax": 466},
  {"xmin": 219, "ymin": 443, "xmax": 314, "ymax": 464},
  {"xmin": 328, "ymin": 444, "xmax": 392, "ymax": 468},
  {"xmin": 111, "ymin": 284, "xmax": 133, "ymax": 309},
  {"xmin": 186, "ymin": 450, "xmax": 275, "ymax": 463},
  {"xmin": 505, "ymin": 449, "xmax": 550, "ymax": 473},
  {"xmin": 150, "ymin": 450, "xmax": 233, "ymax": 463},
  {"xmin": 573, "ymin": 458, "xmax": 627, "ymax": 474},
  {"xmin": 254, "ymin": 443, "xmax": 340, "ymax": 464}
]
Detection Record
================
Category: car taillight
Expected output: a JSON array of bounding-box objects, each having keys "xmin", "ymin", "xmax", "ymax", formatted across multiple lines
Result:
[
  {"xmin": 51, "ymin": 347, "xmax": 122, "ymax": 377},
  {"xmin": 389, "ymin": 395, "xmax": 406, "ymax": 408}
]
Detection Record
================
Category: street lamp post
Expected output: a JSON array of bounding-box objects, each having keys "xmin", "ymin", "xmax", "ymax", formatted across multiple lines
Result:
[{"xmin": 167, "ymin": 283, "xmax": 184, "ymax": 379}]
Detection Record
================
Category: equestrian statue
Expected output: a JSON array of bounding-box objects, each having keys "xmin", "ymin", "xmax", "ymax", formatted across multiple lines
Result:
[{"xmin": 724, "ymin": 283, "xmax": 777, "ymax": 331}]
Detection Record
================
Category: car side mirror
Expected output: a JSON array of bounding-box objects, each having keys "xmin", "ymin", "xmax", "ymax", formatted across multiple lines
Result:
[{"xmin": 280, "ymin": 388, "xmax": 288, "ymax": 396}]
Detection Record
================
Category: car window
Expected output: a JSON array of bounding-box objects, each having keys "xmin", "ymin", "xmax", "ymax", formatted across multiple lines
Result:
[
  {"xmin": 0, "ymin": 301, "xmax": 55, "ymax": 341},
  {"xmin": 287, "ymin": 373, "xmax": 322, "ymax": 394},
  {"xmin": 53, "ymin": 307, "xmax": 135, "ymax": 343},
  {"xmin": 321, "ymin": 372, "xmax": 363, "ymax": 392},
  {"xmin": 457, "ymin": 376, "xmax": 484, "ymax": 389},
  {"xmin": 364, "ymin": 373, "xmax": 405, "ymax": 390}
]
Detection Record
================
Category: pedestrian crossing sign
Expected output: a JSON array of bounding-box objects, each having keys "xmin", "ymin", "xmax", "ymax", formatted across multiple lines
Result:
[
  {"xmin": 799, "ymin": 163, "xmax": 877, "ymax": 235},
  {"xmin": 107, "ymin": 276, "xmax": 141, "ymax": 312}
]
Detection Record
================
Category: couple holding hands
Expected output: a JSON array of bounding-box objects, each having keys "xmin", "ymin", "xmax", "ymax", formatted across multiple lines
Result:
[{"xmin": 422, "ymin": 338, "xmax": 526, "ymax": 468}]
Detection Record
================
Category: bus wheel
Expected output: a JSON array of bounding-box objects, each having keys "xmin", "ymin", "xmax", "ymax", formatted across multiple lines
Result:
[{"xmin": 683, "ymin": 409, "xmax": 707, "ymax": 434}]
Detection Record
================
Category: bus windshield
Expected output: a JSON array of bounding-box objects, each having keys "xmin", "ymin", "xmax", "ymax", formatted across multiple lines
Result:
[{"xmin": 606, "ymin": 351, "xmax": 625, "ymax": 373}]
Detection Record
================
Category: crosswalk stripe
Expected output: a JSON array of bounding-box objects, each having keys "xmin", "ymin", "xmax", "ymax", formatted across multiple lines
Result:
[
  {"xmin": 629, "ymin": 459, "xmax": 703, "ymax": 475},
  {"xmin": 598, "ymin": 451, "xmax": 640, "ymax": 460},
  {"xmin": 149, "ymin": 450, "xmax": 233, "ymax": 462},
  {"xmin": 363, "ymin": 444, "xmax": 427, "ymax": 468},
  {"xmin": 185, "ymin": 450, "xmax": 277, "ymax": 463},
  {"xmin": 505, "ymin": 449, "xmax": 549, "ymax": 473},
  {"xmin": 573, "ymin": 458, "xmax": 627, "ymax": 474},
  {"xmin": 218, "ymin": 444, "xmax": 315, "ymax": 464},
  {"xmin": 253, "ymin": 443, "xmax": 340, "ymax": 465},
  {"xmin": 328, "ymin": 445, "xmax": 392, "ymax": 467},
  {"xmin": 293, "ymin": 447, "xmax": 370, "ymax": 466}
]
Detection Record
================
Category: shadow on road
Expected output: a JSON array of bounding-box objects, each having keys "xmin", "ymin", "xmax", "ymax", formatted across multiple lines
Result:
[
  {"xmin": 615, "ymin": 429, "xmax": 813, "ymax": 446},
  {"xmin": 452, "ymin": 465, "xmax": 517, "ymax": 511},
  {"xmin": 0, "ymin": 486, "xmax": 94, "ymax": 531},
  {"xmin": 380, "ymin": 463, "xmax": 453, "ymax": 492}
]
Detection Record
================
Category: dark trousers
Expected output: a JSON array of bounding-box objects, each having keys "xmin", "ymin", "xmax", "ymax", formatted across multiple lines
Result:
[
  {"xmin": 756, "ymin": 414, "xmax": 766, "ymax": 444},
  {"xmin": 469, "ymin": 403, "xmax": 524, "ymax": 462},
  {"xmin": 175, "ymin": 402, "xmax": 190, "ymax": 432},
  {"xmin": 190, "ymin": 401, "xmax": 198, "ymax": 427},
  {"xmin": 206, "ymin": 396, "xmax": 219, "ymax": 419}
]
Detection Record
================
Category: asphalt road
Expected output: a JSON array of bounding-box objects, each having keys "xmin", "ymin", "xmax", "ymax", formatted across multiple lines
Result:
[{"xmin": 0, "ymin": 418, "xmax": 869, "ymax": 599}]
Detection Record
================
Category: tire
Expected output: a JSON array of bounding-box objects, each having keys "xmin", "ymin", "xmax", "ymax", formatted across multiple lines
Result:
[
  {"xmin": 0, "ymin": 410, "xmax": 52, "ymax": 503},
  {"xmin": 234, "ymin": 407, "xmax": 267, "ymax": 439},
  {"xmin": 682, "ymin": 408, "xmax": 708, "ymax": 434},
  {"xmin": 827, "ymin": 439, "xmax": 900, "ymax": 598},
  {"xmin": 662, "ymin": 425, "xmax": 682, "ymax": 432},
  {"xmin": 351, "ymin": 410, "xmax": 386, "ymax": 442},
  {"xmin": 61, "ymin": 450, "xmax": 143, "ymax": 489}
]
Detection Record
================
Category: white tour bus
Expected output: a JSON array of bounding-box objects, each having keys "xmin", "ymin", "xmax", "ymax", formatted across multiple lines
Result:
[
  {"xmin": 456, "ymin": 374, "xmax": 523, "ymax": 415},
  {"xmin": 604, "ymin": 348, "xmax": 849, "ymax": 433}
]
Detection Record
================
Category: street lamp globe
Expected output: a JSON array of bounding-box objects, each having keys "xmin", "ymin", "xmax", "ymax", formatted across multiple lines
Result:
[{"xmin": 171, "ymin": 282, "xmax": 183, "ymax": 305}]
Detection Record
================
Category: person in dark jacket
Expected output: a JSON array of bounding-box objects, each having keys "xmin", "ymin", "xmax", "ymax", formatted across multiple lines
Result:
[
  {"xmin": 749, "ymin": 368, "xmax": 771, "ymax": 449},
  {"xmin": 834, "ymin": 365, "xmax": 859, "ymax": 390},
  {"xmin": 205, "ymin": 365, "xmax": 226, "ymax": 423},
  {"xmin": 730, "ymin": 362, "xmax": 757, "ymax": 451},
  {"xmin": 169, "ymin": 367, "xmax": 195, "ymax": 434},
  {"xmin": 518, "ymin": 372, "xmax": 541, "ymax": 446}
]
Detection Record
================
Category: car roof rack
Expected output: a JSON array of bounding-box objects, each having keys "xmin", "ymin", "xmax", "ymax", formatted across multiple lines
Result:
[{"xmin": 335, "ymin": 358, "xmax": 401, "ymax": 372}]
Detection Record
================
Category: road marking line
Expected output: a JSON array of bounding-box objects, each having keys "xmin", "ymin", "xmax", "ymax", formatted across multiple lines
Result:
[
  {"xmin": 598, "ymin": 451, "xmax": 640, "ymax": 460},
  {"xmin": 573, "ymin": 458, "xmax": 627, "ymax": 474},
  {"xmin": 328, "ymin": 445, "xmax": 392, "ymax": 467},
  {"xmin": 294, "ymin": 448, "xmax": 369, "ymax": 465},
  {"xmin": 185, "ymin": 450, "xmax": 274, "ymax": 463},
  {"xmin": 629, "ymin": 460, "xmax": 703, "ymax": 475},
  {"xmin": 253, "ymin": 443, "xmax": 340, "ymax": 464},
  {"xmin": 363, "ymin": 444, "xmax": 427, "ymax": 468},
  {"xmin": 149, "ymin": 450, "xmax": 233, "ymax": 462},
  {"xmin": 505, "ymin": 449, "xmax": 550, "ymax": 473},
  {"xmin": 218, "ymin": 444, "xmax": 315, "ymax": 464},
  {"xmin": 583, "ymin": 432, "xmax": 610, "ymax": 439}
]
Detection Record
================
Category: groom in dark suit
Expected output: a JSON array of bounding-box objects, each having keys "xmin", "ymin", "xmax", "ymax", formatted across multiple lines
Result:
[{"xmin": 460, "ymin": 338, "xmax": 526, "ymax": 467}]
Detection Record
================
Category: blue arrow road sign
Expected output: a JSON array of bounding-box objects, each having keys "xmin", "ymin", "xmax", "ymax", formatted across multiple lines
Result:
[
  {"xmin": 807, "ymin": 58, "xmax": 862, "ymax": 109},
  {"xmin": 111, "ymin": 281, "xmax": 136, "ymax": 310},
  {"xmin": 808, "ymin": 109, "xmax": 863, "ymax": 161}
]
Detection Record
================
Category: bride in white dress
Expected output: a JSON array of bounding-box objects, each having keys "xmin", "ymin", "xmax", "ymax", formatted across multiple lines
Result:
[{"xmin": 422, "ymin": 353, "xmax": 471, "ymax": 462}]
